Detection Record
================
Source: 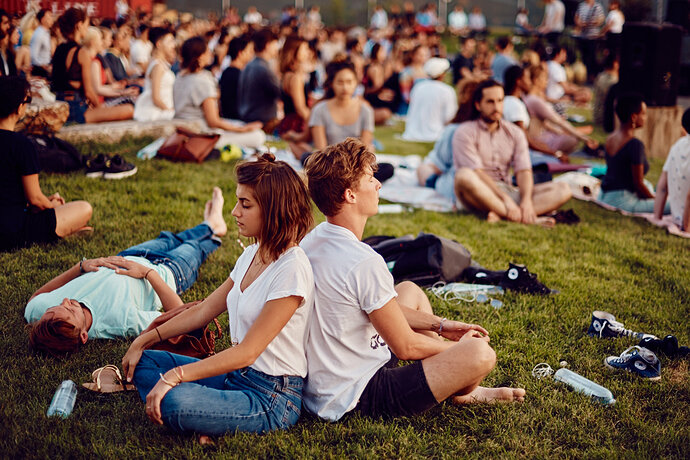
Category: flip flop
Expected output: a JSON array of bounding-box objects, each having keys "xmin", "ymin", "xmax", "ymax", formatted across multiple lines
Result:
[{"xmin": 82, "ymin": 364, "xmax": 135, "ymax": 393}]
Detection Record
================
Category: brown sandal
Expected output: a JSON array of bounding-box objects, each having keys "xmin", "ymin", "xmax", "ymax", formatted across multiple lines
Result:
[{"xmin": 82, "ymin": 364, "xmax": 135, "ymax": 393}]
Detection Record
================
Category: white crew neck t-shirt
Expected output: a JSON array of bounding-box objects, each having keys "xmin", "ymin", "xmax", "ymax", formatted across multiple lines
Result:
[
  {"xmin": 546, "ymin": 60, "xmax": 567, "ymax": 101},
  {"xmin": 227, "ymin": 244, "xmax": 314, "ymax": 377},
  {"xmin": 301, "ymin": 222, "xmax": 397, "ymax": 421},
  {"xmin": 503, "ymin": 95, "xmax": 530, "ymax": 129}
]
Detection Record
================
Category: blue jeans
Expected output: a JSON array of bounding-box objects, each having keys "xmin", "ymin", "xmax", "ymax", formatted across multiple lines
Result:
[
  {"xmin": 598, "ymin": 188, "xmax": 671, "ymax": 215},
  {"xmin": 133, "ymin": 350, "xmax": 303, "ymax": 435},
  {"xmin": 117, "ymin": 223, "xmax": 220, "ymax": 294}
]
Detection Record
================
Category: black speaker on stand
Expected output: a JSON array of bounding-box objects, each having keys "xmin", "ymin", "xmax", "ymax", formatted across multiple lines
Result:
[{"xmin": 619, "ymin": 22, "xmax": 683, "ymax": 106}]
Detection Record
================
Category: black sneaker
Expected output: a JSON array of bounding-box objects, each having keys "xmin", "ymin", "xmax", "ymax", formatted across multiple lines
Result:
[
  {"xmin": 499, "ymin": 263, "xmax": 552, "ymax": 295},
  {"xmin": 461, "ymin": 266, "xmax": 504, "ymax": 285},
  {"xmin": 103, "ymin": 155, "xmax": 137, "ymax": 179},
  {"xmin": 549, "ymin": 209, "xmax": 581, "ymax": 225},
  {"xmin": 85, "ymin": 154, "xmax": 107, "ymax": 178},
  {"xmin": 639, "ymin": 335, "xmax": 679, "ymax": 358}
]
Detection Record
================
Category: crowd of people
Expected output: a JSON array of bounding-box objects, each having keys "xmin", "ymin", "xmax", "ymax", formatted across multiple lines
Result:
[{"xmin": 1, "ymin": 0, "xmax": 689, "ymax": 444}]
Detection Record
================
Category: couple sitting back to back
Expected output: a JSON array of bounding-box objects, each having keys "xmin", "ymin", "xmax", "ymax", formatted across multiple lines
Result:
[{"xmin": 27, "ymin": 140, "xmax": 524, "ymax": 438}]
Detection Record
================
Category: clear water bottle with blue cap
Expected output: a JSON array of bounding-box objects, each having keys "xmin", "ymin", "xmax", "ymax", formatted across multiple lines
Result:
[{"xmin": 47, "ymin": 380, "xmax": 77, "ymax": 418}]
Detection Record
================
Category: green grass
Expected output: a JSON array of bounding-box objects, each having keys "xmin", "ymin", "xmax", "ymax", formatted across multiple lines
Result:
[{"xmin": 1, "ymin": 122, "xmax": 689, "ymax": 459}]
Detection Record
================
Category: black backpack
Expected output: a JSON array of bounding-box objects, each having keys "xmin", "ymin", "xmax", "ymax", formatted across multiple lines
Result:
[
  {"xmin": 364, "ymin": 233, "xmax": 474, "ymax": 287},
  {"xmin": 27, "ymin": 134, "xmax": 84, "ymax": 173}
]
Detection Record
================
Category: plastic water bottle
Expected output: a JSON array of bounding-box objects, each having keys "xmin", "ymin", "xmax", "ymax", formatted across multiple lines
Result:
[
  {"xmin": 553, "ymin": 368, "xmax": 615, "ymax": 405},
  {"xmin": 46, "ymin": 380, "xmax": 77, "ymax": 418}
]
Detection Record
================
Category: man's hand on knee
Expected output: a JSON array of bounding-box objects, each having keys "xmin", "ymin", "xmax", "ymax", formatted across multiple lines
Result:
[
  {"xmin": 519, "ymin": 199, "xmax": 537, "ymax": 224},
  {"xmin": 504, "ymin": 198, "xmax": 522, "ymax": 222}
]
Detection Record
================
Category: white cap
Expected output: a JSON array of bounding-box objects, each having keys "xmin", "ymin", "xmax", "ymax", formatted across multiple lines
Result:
[{"xmin": 423, "ymin": 58, "xmax": 450, "ymax": 79}]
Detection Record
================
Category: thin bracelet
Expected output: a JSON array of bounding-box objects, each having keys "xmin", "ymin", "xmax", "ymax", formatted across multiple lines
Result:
[
  {"xmin": 438, "ymin": 317, "xmax": 447, "ymax": 333},
  {"xmin": 79, "ymin": 257, "xmax": 87, "ymax": 274},
  {"xmin": 159, "ymin": 373, "xmax": 177, "ymax": 387},
  {"xmin": 171, "ymin": 366, "xmax": 183, "ymax": 382},
  {"xmin": 144, "ymin": 269, "xmax": 153, "ymax": 279},
  {"xmin": 154, "ymin": 327, "xmax": 163, "ymax": 343}
]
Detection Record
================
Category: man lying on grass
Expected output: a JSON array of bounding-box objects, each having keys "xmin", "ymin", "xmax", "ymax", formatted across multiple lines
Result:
[
  {"xmin": 301, "ymin": 138, "xmax": 525, "ymax": 422},
  {"xmin": 25, "ymin": 188, "xmax": 227, "ymax": 357}
]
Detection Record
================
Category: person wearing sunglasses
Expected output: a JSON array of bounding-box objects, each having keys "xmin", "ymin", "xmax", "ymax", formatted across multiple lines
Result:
[{"xmin": 0, "ymin": 75, "xmax": 92, "ymax": 251}]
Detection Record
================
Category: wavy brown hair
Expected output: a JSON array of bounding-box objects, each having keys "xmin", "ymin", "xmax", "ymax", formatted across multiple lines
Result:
[
  {"xmin": 304, "ymin": 138, "xmax": 377, "ymax": 217},
  {"xmin": 27, "ymin": 317, "xmax": 81, "ymax": 358},
  {"xmin": 279, "ymin": 35, "xmax": 306, "ymax": 74},
  {"xmin": 236, "ymin": 154, "xmax": 313, "ymax": 262}
]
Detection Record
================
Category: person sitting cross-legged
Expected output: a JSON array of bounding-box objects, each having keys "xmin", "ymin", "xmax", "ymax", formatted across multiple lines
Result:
[
  {"xmin": 1, "ymin": 75, "xmax": 92, "ymax": 251},
  {"xmin": 25, "ymin": 188, "xmax": 227, "ymax": 357},
  {"xmin": 301, "ymin": 138, "xmax": 525, "ymax": 423},
  {"xmin": 452, "ymin": 79, "xmax": 572, "ymax": 224}
]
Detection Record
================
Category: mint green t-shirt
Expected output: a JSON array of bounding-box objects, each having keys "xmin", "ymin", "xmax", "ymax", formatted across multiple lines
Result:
[{"xmin": 24, "ymin": 256, "xmax": 176, "ymax": 339}]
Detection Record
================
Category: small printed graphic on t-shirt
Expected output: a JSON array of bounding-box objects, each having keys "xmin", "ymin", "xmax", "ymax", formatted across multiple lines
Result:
[{"xmin": 370, "ymin": 333, "xmax": 387, "ymax": 350}]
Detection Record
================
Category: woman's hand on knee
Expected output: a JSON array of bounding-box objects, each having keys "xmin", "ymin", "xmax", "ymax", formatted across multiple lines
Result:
[{"xmin": 146, "ymin": 375, "xmax": 177, "ymax": 424}]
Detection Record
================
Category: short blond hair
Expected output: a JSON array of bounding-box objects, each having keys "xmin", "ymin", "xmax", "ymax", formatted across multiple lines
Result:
[{"xmin": 82, "ymin": 26, "xmax": 101, "ymax": 48}]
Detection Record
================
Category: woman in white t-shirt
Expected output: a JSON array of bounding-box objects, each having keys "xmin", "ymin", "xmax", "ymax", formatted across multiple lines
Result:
[{"xmin": 122, "ymin": 154, "xmax": 315, "ymax": 438}]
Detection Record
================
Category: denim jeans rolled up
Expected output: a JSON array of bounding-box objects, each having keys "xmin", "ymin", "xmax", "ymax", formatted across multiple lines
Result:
[
  {"xmin": 133, "ymin": 350, "xmax": 303, "ymax": 435},
  {"xmin": 117, "ymin": 223, "xmax": 220, "ymax": 294}
]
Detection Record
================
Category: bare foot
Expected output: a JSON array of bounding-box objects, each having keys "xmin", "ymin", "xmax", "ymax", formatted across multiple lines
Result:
[
  {"xmin": 199, "ymin": 435, "xmax": 214, "ymax": 445},
  {"xmin": 67, "ymin": 226, "xmax": 94, "ymax": 238},
  {"xmin": 535, "ymin": 216, "xmax": 556, "ymax": 229},
  {"xmin": 575, "ymin": 125, "xmax": 593, "ymax": 135},
  {"xmin": 452, "ymin": 386, "xmax": 526, "ymax": 405},
  {"xmin": 487, "ymin": 211, "xmax": 501, "ymax": 223},
  {"xmin": 204, "ymin": 187, "xmax": 227, "ymax": 237}
]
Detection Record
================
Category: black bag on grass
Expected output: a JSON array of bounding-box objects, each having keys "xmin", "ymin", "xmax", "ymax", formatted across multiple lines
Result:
[
  {"xmin": 363, "ymin": 233, "xmax": 473, "ymax": 286},
  {"xmin": 27, "ymin": 134, "xmax": 84, "ymax": 173}
]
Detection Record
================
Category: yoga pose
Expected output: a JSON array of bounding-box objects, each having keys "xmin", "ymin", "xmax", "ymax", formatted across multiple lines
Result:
[
  {"xmin": 25, "ymin": 189, "xmax": 226, "ymax": 356},
  {"xmin": 122, "ymin": 154, "xmax": 314, "ymax": 437},
  {"xmin": 301, "ymin": 138, "xmax": 525, "ymax": 422}
]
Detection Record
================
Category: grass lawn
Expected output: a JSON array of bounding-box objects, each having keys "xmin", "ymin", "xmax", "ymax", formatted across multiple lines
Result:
[{"xmin": 1, "ymin": 121, "xmax": 688, "ymax": 459}]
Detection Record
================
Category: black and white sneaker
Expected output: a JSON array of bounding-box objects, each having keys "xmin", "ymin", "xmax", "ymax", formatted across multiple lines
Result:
[
  {"xmin": 85, "ymin": 154, "xmax": 108, "ymax": 178},
  {"xmin": 103, "ymin": 155, "xmax": 137, "ymax": 179},
  {"xmin": 499, "ymin": 263, "xmax": 553, "ymax": 295}
]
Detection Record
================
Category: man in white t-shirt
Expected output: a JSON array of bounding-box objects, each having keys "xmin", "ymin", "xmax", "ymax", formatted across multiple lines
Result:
[
  {"xmin": 547, "ymin": 46, "xmax": 591, "ymax": 103},
  {"xmin": 654, "ymin": 109, "xmax": 690, "ymax": 231},
  {"xmin": 448, "ymin": 4, "xmax": 468, "ymax": 35},
  {"xmin": 30, "ymin": 9, "xmax": 53, "ymax": 77},
  {"xmin": 402, "ymin": 58, "xmax": 458, "ymax": 142},
  {"xmin": 539, "ymin": 0, "xmax": 565, "ymax": 32},
  {"xmin": 301, "ymin": 138, "xmax": 525, "ymax": 422},
  {"xmin": 538, "ymin": 0, "xmax": 565, "ymax": 43}
]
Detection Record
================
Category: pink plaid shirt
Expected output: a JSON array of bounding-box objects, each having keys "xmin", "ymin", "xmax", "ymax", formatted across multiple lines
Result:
[{"xmin": 452, "ymin": 119, "xmax": 531, "ymax": 183}]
